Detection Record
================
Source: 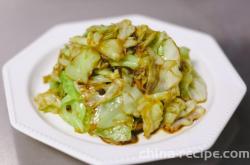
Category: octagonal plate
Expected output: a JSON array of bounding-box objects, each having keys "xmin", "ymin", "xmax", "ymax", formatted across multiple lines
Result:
[{"xmin": 2, "ymin": 15, "xmax": 247, "ymax": 164}]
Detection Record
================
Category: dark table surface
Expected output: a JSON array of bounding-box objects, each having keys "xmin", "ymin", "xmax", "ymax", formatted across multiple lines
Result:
[{"xmin": 0, "ymin": 0, "xmax": 249, "ymax": 164}]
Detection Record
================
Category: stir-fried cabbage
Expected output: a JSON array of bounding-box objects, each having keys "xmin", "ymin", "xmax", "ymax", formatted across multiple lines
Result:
[{"xmin": 35, "ymin": 19, "xmax": 207, "ymax": 145}]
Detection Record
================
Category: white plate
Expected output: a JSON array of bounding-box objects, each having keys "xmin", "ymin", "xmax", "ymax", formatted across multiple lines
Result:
[{"xmin": 2, "ymin": 15, "xmax": 247, "ymax": 164}]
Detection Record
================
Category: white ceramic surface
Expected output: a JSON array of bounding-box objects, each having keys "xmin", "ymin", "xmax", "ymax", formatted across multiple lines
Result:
[{"xmin": 2, "ymin": 15, "xmax": 247, "ymax": 164}]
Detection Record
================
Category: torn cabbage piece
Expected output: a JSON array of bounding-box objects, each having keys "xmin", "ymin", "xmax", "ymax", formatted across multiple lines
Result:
[
  {"xmin": 70, "ymin": 36, "xmax": 88, "ymax": 46},
  {"xmin": 123, "ymin": 37, "xmax": 137, "ymax": 48},
  {"xmin": 110, "ymin": 54, "xmax": 139, "ymax": 69},
  {"xmin": 92, "ymin": 96, "xmax": 133, "ymax": 143},
  {"xmin": 163, "ymin": 98, "xmax": 186, "ymax": 128},
  {"xmin": 188, "ymin": 70, "xmax": 207, "ymax": 102},
  {"xmin": 95, "ymin": 124, "xmax": 132, "ymax": 144},
  {"xmin": 99, "ymin": 39, "xmax": 124, "ymax": 61},
  {"xmin": 154, "ymin": 61, "xmax": 182, "ymax": 93},
  {"xmin": 149, "ymin": 87, "xmax": 180, "ymax": 103},
  {"xmin": 93, "ymin": 96, "xmax": 133, "ymax": 129},
  {"xmin": 122, "ymin": 86, "xmax": 143, "ymax": 117},
  {"xmin": 65, "ymin": 48, "xmax": 100, "ymax": 83},
  {"xmin": 179, "ymin": 100, "xmax": 196, "ymax": 117},
  {"xmin": 82, "ymin": 79, "xmax": 124, "ymax": 107},
  {"xmin": 138, "ymin": 98, "xmax": 163, "ymax": 137},
  {"xmin": 164, "ymin": 105, "xmax": 206, "ymax": 133},
  {"xmin": 117, "ymin": 19, "xmax": 135, "ymax": 40},
  {"xmin": 179, "ymin": 47, "xmax": 207, "ymax": 102},
  {"xmin": 60, "ymin": 99, "xmax": 86, "ymax": 133},
  {"xmin": 150, "ymin": 31, "xmax": 169, "ymax": 54},
  {"xmin": 159, "ymin": 38, "xmax": 180, "ymax": 62},
  {"xmin": 59, "ymin": 72, "xmax": 88, "ymax": 133},
  {"xmin": 34, "ymin": 91, "xmax": 61, "ymax": 113}
]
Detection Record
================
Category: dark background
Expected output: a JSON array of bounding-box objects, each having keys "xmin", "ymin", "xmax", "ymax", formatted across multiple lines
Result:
[{"xmin": 0, "ymin": 0, "xmax": 249, "ymax": 164}]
